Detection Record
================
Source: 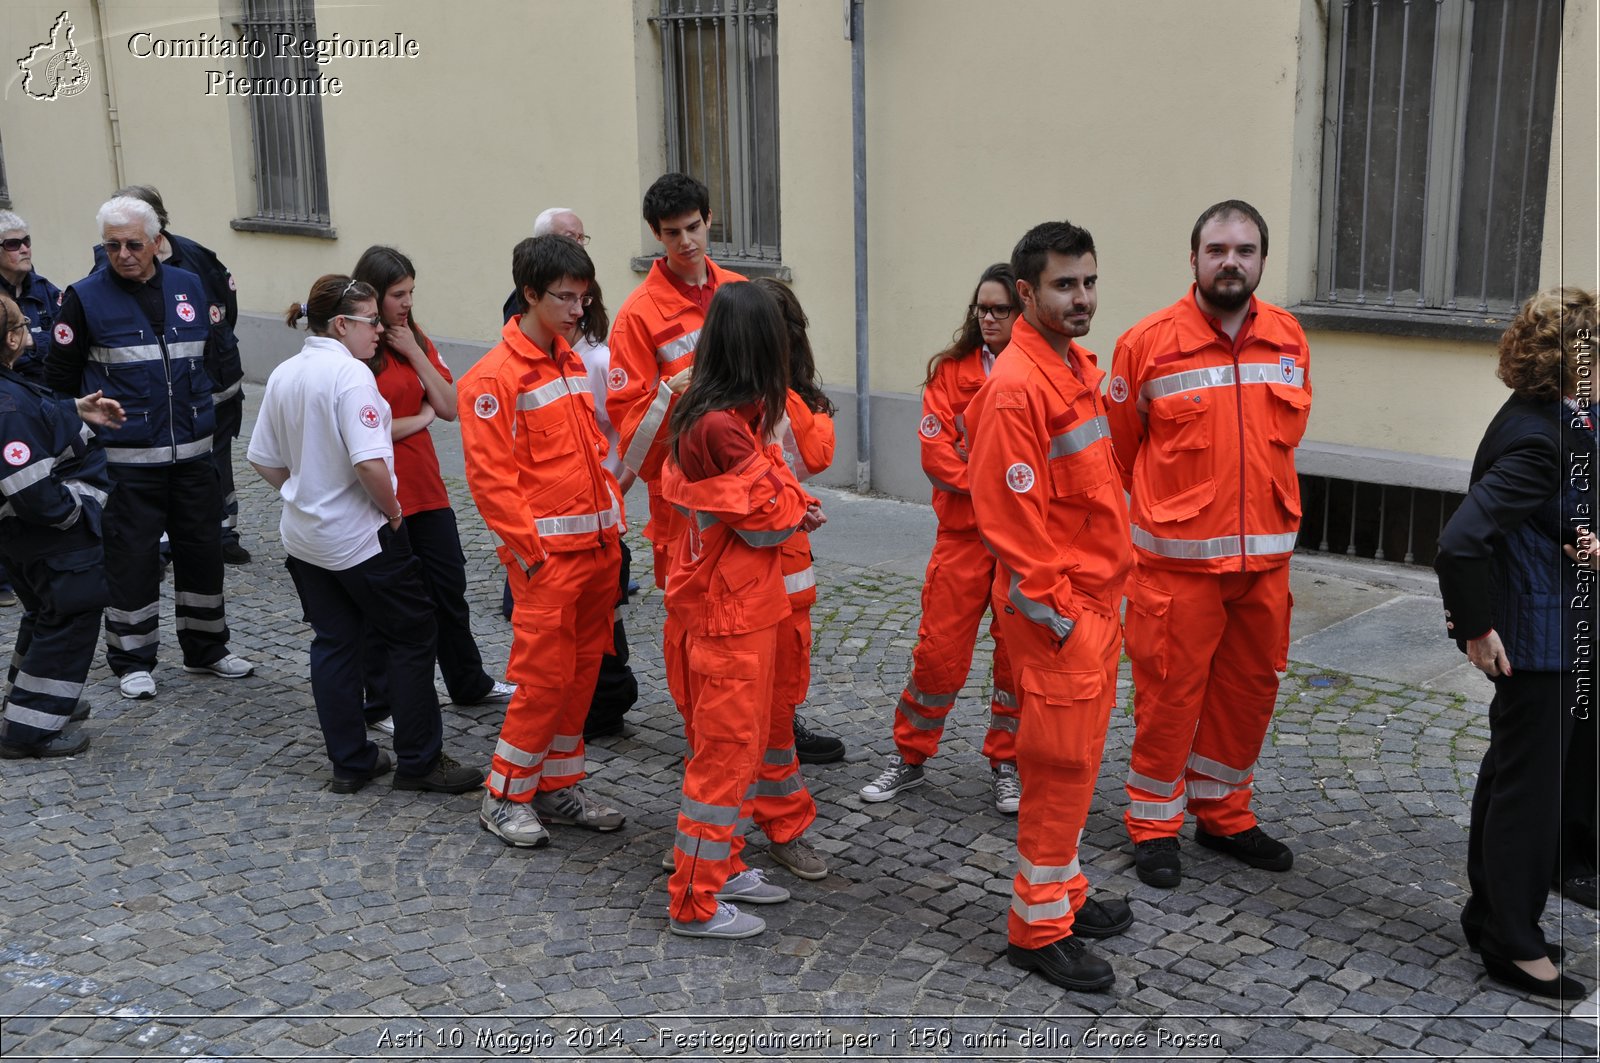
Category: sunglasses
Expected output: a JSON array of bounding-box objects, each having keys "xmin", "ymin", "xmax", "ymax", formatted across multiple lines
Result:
[
  {"xmin": 335, "ymin": 314, "xmax": 382, "ymax": 328},
  {"xmin": 0, "ymin": 236, "xmax": 31, "ymax": 252},
  {"xmin": 102, "ymin": 239, "xmax": 148, "ymax": 254}
]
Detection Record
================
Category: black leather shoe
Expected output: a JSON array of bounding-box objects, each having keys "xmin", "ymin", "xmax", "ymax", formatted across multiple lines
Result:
[
  {"xmin": 330, "ymin": 750, "xmax": 393, "ymax": 794},
  {"xmin": 0, "ymin": 728, "xmax": 91, "ymax": 759},
  {"xmin": 1134, "ymin": 837, "xmax": 1182, "ymax": 888},
  {"xmin": 1482, "ymin": 950, "xmax": 1587, "ymax": 999},
  {"xmin": 221, "ymin": 541, "xmax": 252, "ymax": 565},
  {"xmin": 1196, "ymin": 825, "xmax": 1293, "ymax": 871},
  {"xmin": 394, "ymin": 752, "xmax": 482, "ymax": 794},
  {"xmin": 794, "ymin": 715, "xmax": 845, "ymax": 764},
  {"xmin": 69, "ymin": 700, "xmax": 91, "ymax": 724},
  {"xmin": 1072, "ymin": 896, "xmax": 1134, "ymax": 938},
  {"xmin": 1555, "ymin": 874, "xmax": 1599, "ymax": 910},
  {"xmin": 1006, "ymin": 936, "xmax": 1114, "ymax": 992}
]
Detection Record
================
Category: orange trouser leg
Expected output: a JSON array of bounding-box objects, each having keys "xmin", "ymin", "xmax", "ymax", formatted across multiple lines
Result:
[
  {"xmin": 490, "ymin": 545, "xmax": 619, "ymax": 799},
  {"xmin": 752, "ymin": 605, "xmax": 817, "ymax": 844},
  {"xmin": 892, "ymin": 532, "xmax": 999, "ymax": 764},
  {"xmin": 979, "ymin": 615, "xmax": 1019, "ymax": 765},
  {"xmin": 999, "ymin": 600, "xmax": 1121, "ymax": 948},
  {"xmin": 668, "ymin": 625, "xmax": 777, "ymax": 924}
]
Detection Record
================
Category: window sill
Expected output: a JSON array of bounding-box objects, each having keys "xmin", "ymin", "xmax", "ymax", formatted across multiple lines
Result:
[
  {"xmin": 1290, "ymin": 302, "xmax": 1510, "ymax": 343},
  {"xmin": 231, "ymin": 217, "xmax": 338, "ymax": 240},
  {"xmin": 629, "ymin": 254, "xmax": 791, "ymax": 282}
]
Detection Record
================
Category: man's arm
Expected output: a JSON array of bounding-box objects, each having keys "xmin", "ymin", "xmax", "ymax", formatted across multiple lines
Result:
[
  {"xmin": 44, "ymin": 287, "xmax": 90, "ymax": 396},
  {"xmin": 920, "ymin": 363, "xmax": 972, "ymax": 493},
  {"xmin": 606, "ymin": 308, "xmax": 673, "ymax": 479},
  {"xmin": 457, "ymin": 372, "xmax": 545, "ymax": 575},
  {"xmin": 1105, "ymin": 335, "xmax": 1144, "ymax": 493}
]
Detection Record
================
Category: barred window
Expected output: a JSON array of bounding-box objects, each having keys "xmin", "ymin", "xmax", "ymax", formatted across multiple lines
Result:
[
  {"xmin": 0, "ymin": 128, "xmax": 9, "ymax": 208},
  {"xmin": 655, "ymin": 0, "xmax": 780, "ymax": 264},
  {"xmin": 235, "ymin": 0, "xmax": 332, "ymax": 233},
  {"xmin": 1315, "ymin": 0, "xmax": 1563, "ymax": 316}
]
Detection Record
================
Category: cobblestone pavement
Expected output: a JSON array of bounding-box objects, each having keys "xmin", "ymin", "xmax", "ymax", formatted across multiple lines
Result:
[{"xmin": 1, "ymin": 466, "xmax": 1597, "ymax": 1062}]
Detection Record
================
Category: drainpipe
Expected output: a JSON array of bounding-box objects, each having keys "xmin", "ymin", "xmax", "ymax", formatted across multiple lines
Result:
[
  {"xmin": 91, "ymin": 0, "xmax": 126, "ymax": 187},
  {"xmin": 847, "ymin": 0, "xmax": 869, "ymax": 492}
]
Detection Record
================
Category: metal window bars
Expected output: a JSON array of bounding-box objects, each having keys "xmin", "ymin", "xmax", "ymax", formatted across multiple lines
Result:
[{"xmin": 237, "ymin": 0, "xmax": 332, "ymax": 228}]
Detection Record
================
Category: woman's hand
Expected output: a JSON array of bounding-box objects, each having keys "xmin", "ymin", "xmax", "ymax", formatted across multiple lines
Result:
[
  {"xmin": 800, "ymin": 503, "xmax": 826, "ymax": 532},
  {"xmin": 1466, "ymin": 629, "xmax": 1512, "ymax": 678},
  {"xmin": 385, "ymin": 322, "xmax": 425, "ymax": 364},
  {"xmin": 1565, "ymin": 528, "xmax": 1600, "ymax": 572},
  {"xmin": 75, "ymin": 390, "xmax": 125, "ymax": 428}
]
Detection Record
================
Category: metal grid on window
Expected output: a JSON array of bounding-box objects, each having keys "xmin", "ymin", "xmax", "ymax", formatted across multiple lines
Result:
[
  {"xmin": 238, "ymin": 0, "xmax": 331, "ymax": 229},
  {"xmin": 0, "ymin": 128, "xmax": 9, "ymax": 207},
  {"xmin": 1315, "ymin": 0, "xmax": 1563, "ymax": 315},
  {"xmin": 655, "ymin": 0, "xmax": 780, "ymax": 263},
  {"xmin": 1299, "ymin": 475, "xmax": 1465, "ymax": 567}
]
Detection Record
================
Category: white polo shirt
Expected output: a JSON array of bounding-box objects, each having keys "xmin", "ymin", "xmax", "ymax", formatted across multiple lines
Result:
[{"xmin": 247, "ymin": 335, "xmax": 395, "ymax": 571}]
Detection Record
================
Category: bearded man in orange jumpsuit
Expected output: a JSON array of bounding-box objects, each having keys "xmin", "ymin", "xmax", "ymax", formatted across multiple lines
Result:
[
  {"xmin": 1107, "ymin": 200, "xmax": 1312, "ymax": 890},
  {"xmin": 968, "ymin": 220, "xmax": 1133, "ymax": 993}
]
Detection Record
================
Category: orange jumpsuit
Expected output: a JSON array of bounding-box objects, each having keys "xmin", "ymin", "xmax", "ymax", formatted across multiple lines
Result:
[
  {"xmin": 751, "ymin": 392, "xmax": 834, "ymax": 844},
  {"xmin": 661, "ymin": 405, "xmax": 814, "ymax": 924},
  {"xmin": 893, "ymin": 350, "xmax": 1018, "ymax": 767},
  {"xmin": 967, "ymin": 317, "xmax": 1132, "ymax": 949},
  {"xmin": 1106, "ymin": 287, "xmax": 1311, "ymax": 843},
  {"xmin": 458, "ymin": 319, "xmax": 622, "ymax": 802},
  {"xmin": 606, "ymin": 258, "xmax": 745, "ymax": 721}
]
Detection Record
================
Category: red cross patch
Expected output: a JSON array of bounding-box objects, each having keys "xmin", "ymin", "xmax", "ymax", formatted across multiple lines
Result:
[
  {"xmin": 227, "ymin": 275, "xmax": 236, "ymax": 291},
  {"xmin": 359, "ymin": 405, "xmax": 381, "ymax": 428},
  {"xmin": 176, "ymin": 302, "xmax": 196, "ymax": 323},
  {"xmin": 3, "ymin": 441, "xmax": 31, "ymax": 466},
  {"xmin": 209, "ymin": 305, "xmax": 223, "ymax": 325},
  {"xmin": 1109, "ymin": 375, "xmax": 1129, "ymax": 403},
  {"xmin": 919, "ymin": 414, "xmax": 941, "ymax": 439},
  {"xmin": 474, "ymin": 393, "xmax": 499, "ymax": 419},
  {"xmin": 606, "ymin": 367, "xmax": 628, "ymax": 391},
  {"xmin": 1005, "ymin": 462, "xmax": 1036, "ymax": 493},
  {"xmin": 52, "ymin": 323, "xmax": 73, "ymax": 345}
]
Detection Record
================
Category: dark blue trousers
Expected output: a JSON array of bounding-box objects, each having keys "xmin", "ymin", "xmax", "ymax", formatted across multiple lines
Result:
[
  {"xmin": 213, "ymin": 395, "xmax": 243, "ymax": 548},
  {"xmin": 0, "ymin": 546, "xmax": 105, "ymax": 745}
]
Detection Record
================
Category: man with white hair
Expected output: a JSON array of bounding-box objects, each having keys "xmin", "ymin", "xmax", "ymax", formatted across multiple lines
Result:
[{"xmin": 46, "ymin": 196, "xmax": 252, "ymax": 700}]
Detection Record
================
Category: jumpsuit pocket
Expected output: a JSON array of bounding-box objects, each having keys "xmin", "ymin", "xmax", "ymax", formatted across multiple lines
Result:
[
  {"xmin": 41, "ymin": 546, "xmax": 110, "ymax": 619},
  {"xmin": 1124, "ymin": 577, "xmax": 1172, "ymax": 680},
  {"xmin": 520, "ymin": 406, "xmax": 580, "ymax": 457},
  {"xmin": 1018, "ymin": 665, "xmax": 1108, "ymax": 771},
  {"xmin": 1049, "ymin": 448, "xmax": 1113, "ymax": 496},
  {"xmin": 1149, "ymin": 392, "xmax": 1212, "ymax": 452},
  {"xmin": 1147, "ymin": 478, "xmax": 1216, "ymax": 525},
  {"xmin": 688, "ymin": 641, "xmax": 764, "ymax": 744},
  {"xmin": 1266, "ymin": 382, "xmax": 1311, "ymax": 449},
  {"xmin": 1271, "ymin": 474, "xmax": 1302, "ymax": 521}
]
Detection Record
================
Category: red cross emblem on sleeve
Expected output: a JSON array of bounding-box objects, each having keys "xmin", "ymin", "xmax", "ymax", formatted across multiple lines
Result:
[
  {"xmin": 4, "ymin": 441, "xmax": 31, "ymax": 466},
  {"xmin": 359, "ymin": 405, "xmax": 381, "ymax": 428}
]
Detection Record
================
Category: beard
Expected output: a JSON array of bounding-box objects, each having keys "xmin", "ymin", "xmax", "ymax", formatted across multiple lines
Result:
[{"xmin": 1198, "ymin": 270, "xmax": 1257, "ymax": 312}]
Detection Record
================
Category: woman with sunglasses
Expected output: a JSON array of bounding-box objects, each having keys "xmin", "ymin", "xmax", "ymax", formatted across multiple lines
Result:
[
  {"xmin": 351, "ymin": 247, "xmax": 513, "ymax": 734},
  {"xmin": 861, "ymin": 263, "xmax": 1022, "ymax": 813},
  {"xmin": 0, "ymin": 211, "xmax": 62, "ymax": 385},
  {"xmin": 248, "ymin": 275, "xmax": 481, "ymax": 795}
]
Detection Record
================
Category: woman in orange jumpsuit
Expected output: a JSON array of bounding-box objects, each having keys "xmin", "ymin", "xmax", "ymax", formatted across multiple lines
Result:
[
  {"xmin": 660, "ymin": 281, "xmax": 824, "ymax": 939},
  {"xmin": 861, "ymin": 263, "xmax": 1021, "ymax": 813}
]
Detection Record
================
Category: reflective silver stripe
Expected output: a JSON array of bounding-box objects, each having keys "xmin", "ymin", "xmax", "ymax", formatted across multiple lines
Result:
[
  {"xmin": 1016, "ymin": 855, "xmax": 1081, "ymax": 886},
  {"xmin": 1128, "ymin": 768, "xmax": 1183, "ymax": 798},
  {"xmin": 926, "ymin": 474, "xmax": 966, "ymax": 494},
  {"xmin": 106, "ymin": 602, "xmax": 161, "ymax": 625},
  {"xmin": 1130, "ymin": 795, "xmax": 1188, "ymax": 820},
  {"xmin": 106, "ymin": 437, "xmax": 216, "ymax": 465},
  {"xmin": 1008, "ymin": 572, "xmax": 1074, "ymax": 641},
  {"xmin": 12, "ymin": 672, "xmax": 84, "ymax": 699},
  {"xmin": 89, "ymin": 343, "xmax": 164, "ymax": 365},
  {"xmin": 1048, "ymin": 415, "xmax": 1110, "ymax": 459},
  {"xmin": 906, "ymin": 677, "xmax": 957, "ymax": 709},
  {"xmin": 168, "ymin": 340, "xmax": 206, "ymax": 362},
  {"xmin": 517, "ymin": 374, "xmax": 588, "ymax": 412},
  {"xmin": 755, "ymin": 776, "xmax": 804, "ymax": 798},
  {"xmin": 78, "ymin": 422, "xmax": 93, "ymax": 445},
  {"xmin": 51, "ymin": 501, "xmax": 83, "ymax": 531},
  {"xmin": 212, "ymin": 379, "xmax": 243, "ymax": 404},
  {"xmin": 1187, "ymin": 779, "xmax": 1246, "ymax": 801},
  {"xmin": 784, "ymin": 567, "xmax": 816, "ymax": 595},
  {"xmin": 499, "ymin": 773, "xmax": 539, "ymax": 797},
  {"xmin": 494, "ymin": 739, "xmax": 541, "ymax": 768},
  {"xmin": 679, "ymin": 796, "xmax": 740, "ymax": 827},
  {"xmin": 106, "ymin": 630, "xmax": 160, "ymax": 650},
  {"xmin": 954, "ymin": 413, "xmax": 967, "ymax": 436},
  {"xmin": 763, "ymin": 746, "xmax": 795, "ymax": 766},
  {"xmin": 65, "ymin": 481, "xmax": 109, "ymax": 507},
  {"xmin": 549, "ymin": 733, "xmax": 581, "ymax": 753},
  {"xmin": 175, "ymin": 591, "xmax": 224, "ymax": 609},
  {"xmin": 0, "ymin": 459, "xmax": 56, "ymax": 496},
  {"xmin": 733, "ymin": 526, "xmax": 795, "ymax": 547},
  {"xmin": 541, "ymin": 753, "xmax": 584, "ymax": 777},
  {"xmin": 4, "ymin": 703, "xmax": 66, "ymax": 730},
  {"xmin": 656, "ymin": 328, "xmax": 700, "ymax": 366},
  {"xmin": 1188, "ymin": 752, "xmax": 1252, "ymax": 785},
  {"xmin": 488, "ymin": 529, "xmax": 538, "ymax": 576},
  {"xmin": 534, "ymin": 505, "xmax": 620, "ymax": 538},
  {"xmin": 1010, "ymin": 894, "xmax": 1072, "ymax": 924},
  {"xmin": 673, "ymin": 830, "xmax": 730, "ymax": 862},
  {"xmin": 622, "ymin": 380, "xmax": 672, "ymax": 473},
  {"xmin": 694, "ymin": 510, "xmax": 717, "ymax": 531},
  {"xmin": 774, "ymin": 416, "xmax": 811, "ymax": 482},
  {"xmin": 174, "ymin": 616, "xmax": 226, "ymax": 633},
  {"xmin": 486, "ymin": 769, "xmax": 510, "ymax": 793},
  {"xmin": 176, "ymin": 438, "xmax": 212, "ymax": 461},
  {"xmin": 992, "ymin": 688, "xmax": 1018, "ymax": 709},
  {"xmin": 896, "ymin": 696, "xmax": 945, "ymax": 731},
  {"xmin": 1136, "ymin": 361, "xmax": 1306, "ymax": 412},
  {"xmin": 988, "ymin": 712, "xmax": 1019, "ymax": 734},
  {"xmin": 1131, "ymin": 525, "xmax": 1298, "ymax": 560}
]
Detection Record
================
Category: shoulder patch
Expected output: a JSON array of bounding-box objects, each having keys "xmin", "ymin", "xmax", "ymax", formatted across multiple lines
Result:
[
  {"xmin": 995, "ymin": 390, "xmax": 1027, "ymax": 411},
  {"xmin": 606, "ymin": 366, "xmax": 628, "ymax": 391},
  {"xmin": 175, "ymin": 301, "xmax": 197, "ymax": 323},
  {"xmin": 209, "ymin": 304, "xmax": 223, "ymax": 325},
  {"xmin": 52, "ymin": 322, "xmax": 74, "ymax": 345},
  {"xmin": 1005, "ymin": 462, "xmax": 1035, "ymax": 493},
  {"xmin": 1108, "ymin": 375, "xmax": 1129, "ymax": 403},
  {"xmin": 919, "ymin": 413, "xmax": 941, "ymax": 439},
  {"xmin": 473, "ymin": 393, "xmax": 500, "ymax": 419},
  {"xmin": 358, "ymin": 405, "xmax": 382, "ymax": 429},
  {"xmin": 3, "ymin": 441, "xmax": 32, "ymax": 466}
]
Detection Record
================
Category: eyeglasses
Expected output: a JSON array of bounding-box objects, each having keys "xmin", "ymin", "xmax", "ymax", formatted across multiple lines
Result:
[
  {"xmin": 335, "ymin": 314, "xmax": 382, "ymax": 328},
  {"xmin": 0, "ymin": 236, "xmax": 31, "ymax": 252},
  {"xmin": 561, "ymin": 234, "xmax": 592, "ymax": 246},
  {"xmin": 543, "ymin": 290, "xmax": 593, "ymax": 308},
  {"xmin": 971, "ymin": 304, "xmax": 1015, "ymax": 320},
  {"xmin": 102, "ymin": 239, "xmax": 148, "ymax": 255}
]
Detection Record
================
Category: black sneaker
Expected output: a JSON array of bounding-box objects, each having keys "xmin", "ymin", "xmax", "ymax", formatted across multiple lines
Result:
[
  {"xmin": 330, "ymin": 750, "xmax": 393, "ymax": 794},
  {"xmin": 1005, "ymin": 936, "xmax": 1114, "ymax": 992},
  {"xmin": 0, "ymin": 726, "xmax": 90, "ymax": 759},
  {"xmin": 794, "ymin": 715, "xmax": 845, "ymax": 764},
  {"xmin": 221, "ymin": 541, "xmax": 252, "ymax": 565},
  {"xmin": 1071, "ymin": 896, "xmax": 1133, "ymax": 938},
  {"xmin": 1195, "ymin": 825, "xmax": 1293, "ymax": 871},
  {"xmin": 394, "ymin": 752, "xmax": 482, "ymax": 794},
  {"xmin": 1133, "ymin": 837, "xmax": 1182, "ymax": 888}
]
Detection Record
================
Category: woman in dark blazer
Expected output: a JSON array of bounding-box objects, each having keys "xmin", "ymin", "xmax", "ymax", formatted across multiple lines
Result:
[{"xmin": 1436, "ymin": 286, "xmax": 1598, "ymax": 1000}]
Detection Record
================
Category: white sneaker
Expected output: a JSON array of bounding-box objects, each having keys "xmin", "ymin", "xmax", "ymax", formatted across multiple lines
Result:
[
  {"xmin": 183, "ymin": 654, "xmax": 254, "ymax": 679},
  {"xmin": 992, "ymin": 763, "xmax": 1022, "ymax": 814},
  {"xmin": 479, "ymin": 792, "xmax": 550, "ymax": 848},
  {"xmin": 669, "ymin": 901, "xmax": 766, "ymax": 939},
  {"xmin": 476, "ymin": 680, "xmax": 516, "ymax": 703},
  {"xmin": 370, "ymin": 716, "xmax": 395, "ymax": 735},
  {"xmin": 119, "ymin": 671, "xmax": 156, "ymax": 700},
  {"xmin": 715, "ymin": 868, "xmax": 790, "ymax": 905}
]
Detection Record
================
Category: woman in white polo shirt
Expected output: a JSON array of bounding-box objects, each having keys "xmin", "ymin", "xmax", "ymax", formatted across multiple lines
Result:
[{"xmin": 247, "ymin": 274, "xmax": 481, "ymax": 796}]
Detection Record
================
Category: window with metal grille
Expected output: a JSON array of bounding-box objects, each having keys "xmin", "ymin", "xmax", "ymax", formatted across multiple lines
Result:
[
  {"xmin": 0, "ymin": 129, "xmax": 9, "ymax": 208},
  {"xmin": 654, "ymin": 0, "xmax": 780, "ymax": 264},
  {"xmin": 1315, "ymin": 0, "xmax": 1563, "ymax": 316},
  {"xmin": 1299, "ymin": 474, "xmax": 1465, "ymax": 567},
  {"xmin": 234, "ymin": 0, "xmax": 332, "ymax": 234}
]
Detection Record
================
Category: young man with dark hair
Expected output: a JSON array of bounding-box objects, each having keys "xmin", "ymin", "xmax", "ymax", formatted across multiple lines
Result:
[
  {"xmin": 1107, "ymin": 199, "xmax": 1310, "ymax": 891},
  {"xmin": 458, "ymin": 235, "xmax": 627, "ymax": 850},
  {"xmin": 967, "ymin": 220, "xmax": 1134, "ymax": 992}
]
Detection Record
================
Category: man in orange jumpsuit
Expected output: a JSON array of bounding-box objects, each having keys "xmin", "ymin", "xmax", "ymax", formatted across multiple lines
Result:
[
  {"xmin": 968, "ymin": 221, "xmax": 1133, "ymax": 993},
  {"xmin": 458, "ymin": 235, "xmax": 626, "ymax": 850},
  {"xmin": 1107, "ymin": 200, "xmax": 1312, "ymax": 890}
]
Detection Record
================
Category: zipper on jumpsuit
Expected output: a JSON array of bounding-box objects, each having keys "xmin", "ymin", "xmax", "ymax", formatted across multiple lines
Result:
[{"xmin": 160, "ymin": 325, "xmax": 177, "ymax": 457}]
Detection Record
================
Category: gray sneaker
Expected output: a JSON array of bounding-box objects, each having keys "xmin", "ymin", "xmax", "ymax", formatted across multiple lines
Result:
[
  {"xmin": 669, "ymin": 901, "xmax": 765, "ymax": 939},
  {"xmin": 532, "ymin": 784, "xmax": 625, "ymax": 832},
  {"xmin": 715, "ymin": 868, "xmax": 790, "ymax": 905},
  {"xmin": 992, "ymin": 763, "xmax": 1022, "ymax": 814},
  {"xmin": 769, "ymin": 836, "xmax": 828, "ymax": 880},
  {"xmin": 479, "ymin": 792, "xmax": 549, "ymax": 848},
  {"xmin": 860, "ymin": 755, "xmax": 925, "ymax": 803}
]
